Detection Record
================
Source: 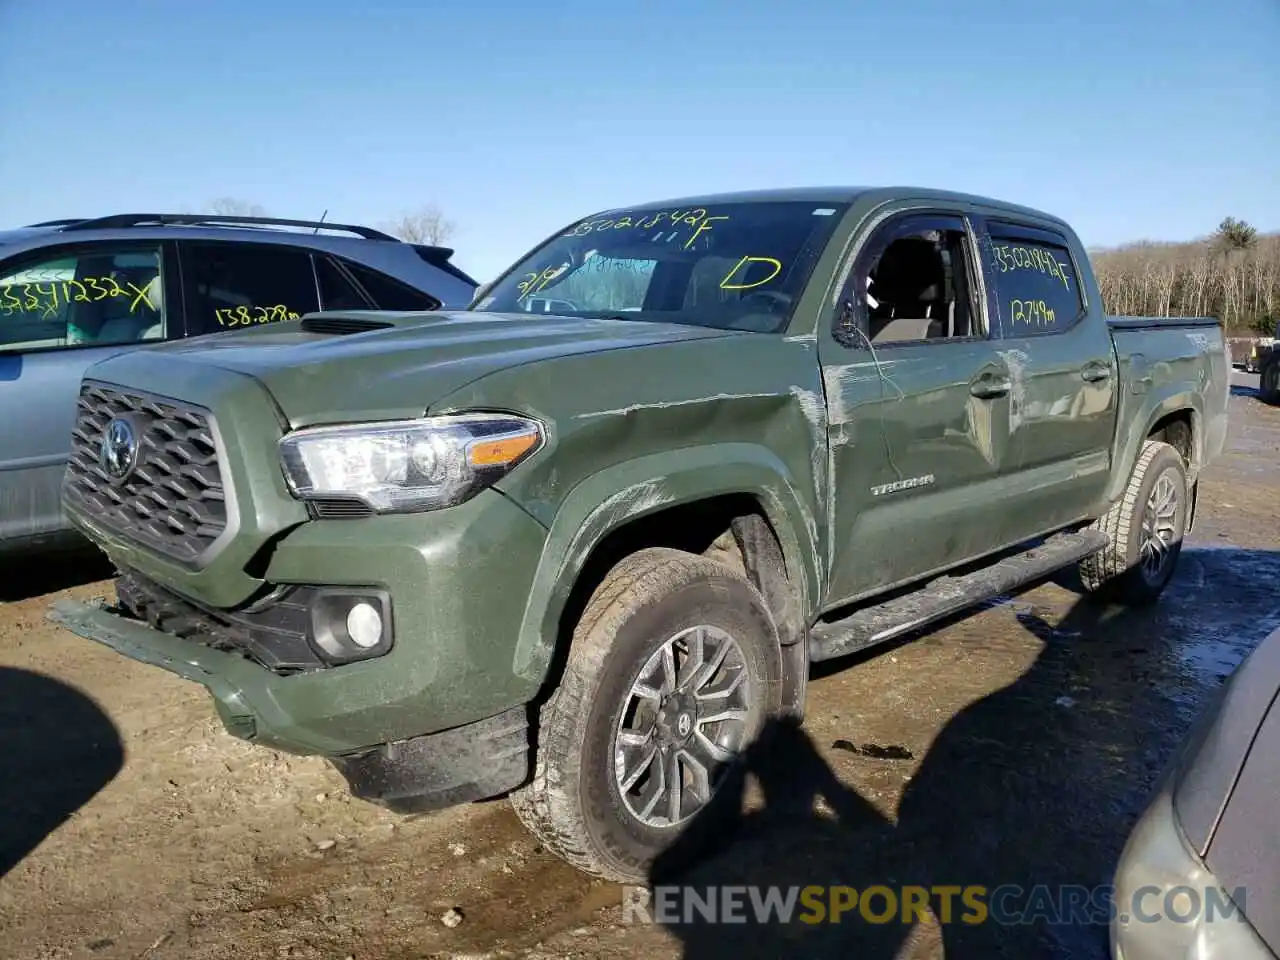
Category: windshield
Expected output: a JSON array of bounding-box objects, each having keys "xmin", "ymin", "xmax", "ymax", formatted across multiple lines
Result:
[{"xmin": 471, "ymin": 199, "xmax": 850, "ymax": 332}]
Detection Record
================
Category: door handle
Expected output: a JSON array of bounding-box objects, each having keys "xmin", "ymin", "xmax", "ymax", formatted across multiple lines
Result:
[
  {"xmin": 1081, "ymin": 363, "xmax": 1112, "ymax": 383},
  {"xmin": 969, "ymin": 375, "xmax": 1010, "ymax": 399}
]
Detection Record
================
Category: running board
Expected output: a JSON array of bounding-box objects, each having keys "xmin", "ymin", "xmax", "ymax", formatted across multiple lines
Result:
[{"xmin": 808, "ymin": 529, "xmax": 1108, "ymax": 663}]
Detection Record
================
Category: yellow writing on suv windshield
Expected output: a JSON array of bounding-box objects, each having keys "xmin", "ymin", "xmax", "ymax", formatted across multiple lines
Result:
[
  {"xmin": 564, "ymin": 209, "xmax": 730, "ymax": 250},
  {"xmin": 0, "ymin": 277, "xmax": 158, "ymax": 320},
  {"xmin": 992, "ymin": 244, "xmax": 1072, "ymax": 290},
  {"xmin": 215, "ymin": 304, "xmax": 301, "ymax": 327}
]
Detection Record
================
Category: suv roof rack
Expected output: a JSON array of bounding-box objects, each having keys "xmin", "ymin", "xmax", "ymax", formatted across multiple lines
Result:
[
  {"xmin": 25, "ymin": 218, "xmax": 89, "ymax": 227},
  {"xmin": 58, "ymin": 213, "xmax": 401, "ymax": 242}
]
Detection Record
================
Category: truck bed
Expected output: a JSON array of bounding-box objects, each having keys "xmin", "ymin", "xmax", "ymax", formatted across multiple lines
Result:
[
  {"xmin": 1107, "ymin": 313, "xmax": 1230, "ymax": 496},
  {"xmin": 1106, "ymin": 315, "xmax": 1221, "ymax": 331}
]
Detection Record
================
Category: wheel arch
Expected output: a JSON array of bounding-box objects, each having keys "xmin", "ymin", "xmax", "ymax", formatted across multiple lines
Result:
[
  {"xmin": 1105, "ymin": 389, "xmax": 1204, "ymax": 505},
  {"xmin": 510, "ymin": 445, "xmax": 820, "ymax": 707}
]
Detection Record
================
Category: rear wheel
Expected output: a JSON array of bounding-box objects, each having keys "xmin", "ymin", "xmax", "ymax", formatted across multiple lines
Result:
[
  {"xmin": 510, "ymin": 546, "xmax": 783, "ymax": 882},
  {"xmin": 1260, "ymin": 359, "xmax": 1280, "ymax": 405},
  {"xmin": 1080, "ymin": 439, "xmax": 1188, "ymax": 605}
]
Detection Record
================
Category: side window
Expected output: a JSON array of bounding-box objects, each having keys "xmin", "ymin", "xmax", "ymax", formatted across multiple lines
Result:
[
  {"xmin": 314, "ymin": 257, "xmax": 373, "ymax": 311},
  {"xmin": 342, "ymin": 261, "xmax": 442, "ymax": 311},
  {"xmin": 185, "ymin": 242, "xmax": 319, "ymax": 334},
  {"xmin": 985, "ymin": 230, "xmax": 1084, "ymax": 336},
  {"xmin": 0, "ymin": 245, "xmax": 166, "ymax": 351},
  {"xmin": 839, "ymin": 215, "xmax": 980, "ymax": 347}
]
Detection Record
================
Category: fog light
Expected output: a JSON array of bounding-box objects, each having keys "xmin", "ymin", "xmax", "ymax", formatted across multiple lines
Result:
[
  {"xmin": 308, "ymin": 588, "xmax": 394, "ymax": 664},
  {"xmin": 346, "ymin": 602, "xmax": 383, "ymax": 649}
]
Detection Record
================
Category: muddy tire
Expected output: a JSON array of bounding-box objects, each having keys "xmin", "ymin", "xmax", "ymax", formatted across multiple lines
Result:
[
  {"xmin": 1079, "ymin": 439, "xmax": 1189, "ymax": 605},
  {"xmin": 510, "ymin": 546, "xmax": 783, "ymax": 883},
  {"xmin": 1260, "ymin": 359, "xmax": 1280, "ymax": 405}
]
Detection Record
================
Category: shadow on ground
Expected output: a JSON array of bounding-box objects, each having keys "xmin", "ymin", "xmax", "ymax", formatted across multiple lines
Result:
[
  {"xmin": 0, "ymin": 546, "xmax": 115, "ymax": 602},
  {"xmin": 645, "ymin": 546, "xmax": 1280, "ymax": 959},
  {"xmin": 0, "ymin": 666, "xmax": 125, "ymax": 876}
]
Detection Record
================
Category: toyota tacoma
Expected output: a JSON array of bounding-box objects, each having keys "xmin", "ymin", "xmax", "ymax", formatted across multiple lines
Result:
[{"xmin": 50, "ymin": 186, "xmax": 1230, "ymax": 882}]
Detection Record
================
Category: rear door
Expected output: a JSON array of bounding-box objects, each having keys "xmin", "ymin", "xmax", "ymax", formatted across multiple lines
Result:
[
  {"xmin": 178, "ymin": 241, "xmax": 323, "ymax": 337},
  {"xmin": 819, "ymin": 208, "xmax": 1017, "ymax": 603},
  {"xmin": 973, "ymin": 217, "xmax": 1118, "ymax": 538},
  {"xmin": 0, "ymin": 239, "xmax": 178, "ymax": 546}
]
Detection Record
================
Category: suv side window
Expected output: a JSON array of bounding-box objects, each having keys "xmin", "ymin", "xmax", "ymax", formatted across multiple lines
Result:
[
  {"xmin": 184, "ymin": 242, "xmax": 320, "ymax": 334},
  {"xmin": 314, "ymin": 256, "xmax": 373, "ymax": 311},
  {"xmin": 0, "ymin": 244, "xmax": 167, "ymax": 351},
  {"xmin": 343, "ymin": 260, "xmax": 442, "ymax": 311},
  {"xmin": 836, "ymin": 213, "xmax": 982, "ymax": 347},
  {"xmin": 983, "ymin": 224, "xmax": 1085, "ymax": 337}
]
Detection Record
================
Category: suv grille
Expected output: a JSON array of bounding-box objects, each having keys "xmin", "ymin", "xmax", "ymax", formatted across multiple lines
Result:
[{"xmin": 65, "ymin": 382, "xmax": 228, "ymax": 563}]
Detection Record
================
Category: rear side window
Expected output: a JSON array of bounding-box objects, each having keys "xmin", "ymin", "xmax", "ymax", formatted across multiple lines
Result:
[
  {"xmin": 985, "ymin": 231, "xmax": 1084, "ymax": 336},
  {"xmin": 344, "ymin": 261, "xmax": 441, "ymax": 311},
  {"xmin": 314, "ymin": 257, "xmax": 372, "ymax": 311},
  {"xmin": 184, "ymin": 242, "xmax": 320, "ymax": 334},
  {"xmin": 0, "ymin": 244, "xmax": 167, "ymax": 351}
]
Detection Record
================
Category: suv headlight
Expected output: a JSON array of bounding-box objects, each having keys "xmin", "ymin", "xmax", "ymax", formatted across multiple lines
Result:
[{"xmin": 279, "ymin": 413, "xmax": 544, "ymax": 514}]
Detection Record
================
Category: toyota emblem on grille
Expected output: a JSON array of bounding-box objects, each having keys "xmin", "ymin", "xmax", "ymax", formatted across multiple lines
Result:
[{"xmin": 100, "ymin": 417, "xmax": 140, "ymax": 481}]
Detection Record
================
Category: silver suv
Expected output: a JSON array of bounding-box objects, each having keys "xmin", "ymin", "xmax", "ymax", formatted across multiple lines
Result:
[{"xmin": 0, "ymin": 213, "xmax": 479, "ymax": 557}]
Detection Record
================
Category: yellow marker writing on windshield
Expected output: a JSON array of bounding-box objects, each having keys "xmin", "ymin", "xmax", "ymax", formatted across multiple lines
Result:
[
  {"xmin": 719, "ymin": 256, "xmax": 783, "ymax": 290},
  {"xmin": 685, "ymin": 215, "xmax": 729, "ymax": 249}
]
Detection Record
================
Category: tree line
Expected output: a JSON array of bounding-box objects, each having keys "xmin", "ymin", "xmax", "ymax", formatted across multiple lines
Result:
[{"xmin": 1089, "ymin": 217, "xmax": 1278, "ymax": 335}]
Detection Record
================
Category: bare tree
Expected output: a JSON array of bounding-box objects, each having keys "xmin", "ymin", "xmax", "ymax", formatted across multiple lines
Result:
[
  {"xmin": 202, "ymin": 197, "xmax": 270, "ymax": 218},
  {"xmin": 1090, "ymin": 219, "xmax": 1279, "ymax": 336},
  {"xmin": 380, "ymin": 204, "xmax": 458, "ymax": 246}
]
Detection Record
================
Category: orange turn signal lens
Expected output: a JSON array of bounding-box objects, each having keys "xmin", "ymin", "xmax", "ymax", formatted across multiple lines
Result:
[{"xmin": 467, "ymin": 430, "xmax": 540, "ymax": 468}]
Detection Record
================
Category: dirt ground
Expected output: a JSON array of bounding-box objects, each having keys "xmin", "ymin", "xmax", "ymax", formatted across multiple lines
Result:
[{"xmin": 2, "ymin": 374, "xmax": 1278, "ymax": 960}]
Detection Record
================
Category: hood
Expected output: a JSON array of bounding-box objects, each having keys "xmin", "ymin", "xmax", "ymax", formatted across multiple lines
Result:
[{"xmin": 140, "ymin": 310, "xmax": 740, "ymax": 426}]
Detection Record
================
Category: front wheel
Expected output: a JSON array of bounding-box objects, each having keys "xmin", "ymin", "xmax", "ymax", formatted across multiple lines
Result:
[
  {"xmin": 510, "ymin": 546, "xmax": 783, "ymax": 882},
  {"xmin": 1080, "ymin": 439, "xmax": 1189, "ymax": 605}
]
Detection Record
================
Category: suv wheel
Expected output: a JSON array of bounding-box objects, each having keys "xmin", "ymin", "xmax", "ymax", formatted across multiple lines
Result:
[
  {"xmin": 1079, "ymin": 439, "xmax": 1189, "ymax": 605},
  {"xmin": 510, "ymin": 546, "xmax": 783, "ymax": 882}
]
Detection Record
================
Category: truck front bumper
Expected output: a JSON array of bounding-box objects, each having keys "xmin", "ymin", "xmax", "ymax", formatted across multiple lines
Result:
[{"xmin": 48, "ymin": 489, "xmax": 549, "ymax": 776}]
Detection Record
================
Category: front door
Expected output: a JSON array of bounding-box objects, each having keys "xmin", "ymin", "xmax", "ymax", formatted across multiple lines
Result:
[
  {"xmin": 0, "ymin": 240, "xmax": 177, "ymax": 548},
  {"xmin": 820, "ymin": 210, "xmax": 1016, "ymax": 605}
]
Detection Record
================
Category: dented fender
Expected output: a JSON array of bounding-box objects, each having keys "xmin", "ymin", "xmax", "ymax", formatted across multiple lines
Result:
[{"xmin": 507, "ymin": 444, "xmax": 822, "ymax": 685}]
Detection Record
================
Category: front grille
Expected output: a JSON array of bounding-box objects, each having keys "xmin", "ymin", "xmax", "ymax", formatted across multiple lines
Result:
[{"xmin": 65, "ymin": 381, "xmax": 228, "ymax": 564}]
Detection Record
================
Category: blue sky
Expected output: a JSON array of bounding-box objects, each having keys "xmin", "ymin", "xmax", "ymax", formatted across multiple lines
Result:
[{"xmin": 2, "ymin": 0, "xmax": 1276, "ymax": 282}]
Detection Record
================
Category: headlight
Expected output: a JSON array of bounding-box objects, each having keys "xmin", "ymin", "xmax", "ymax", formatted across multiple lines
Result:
[{"xmin": 279, "ymin": 413, "xmax": 544, "ymax": 514}]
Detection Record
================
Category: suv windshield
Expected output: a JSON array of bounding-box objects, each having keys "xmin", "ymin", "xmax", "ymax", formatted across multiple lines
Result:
[{"xmin": 471, "ymin": 199, "xmax": 850, "ymax": 333}]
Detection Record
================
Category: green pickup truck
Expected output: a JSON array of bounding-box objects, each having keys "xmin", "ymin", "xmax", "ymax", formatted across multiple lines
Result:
[{"xmin": 51, "ymin": 186, "xmax": 1229, "ymax": 882}]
